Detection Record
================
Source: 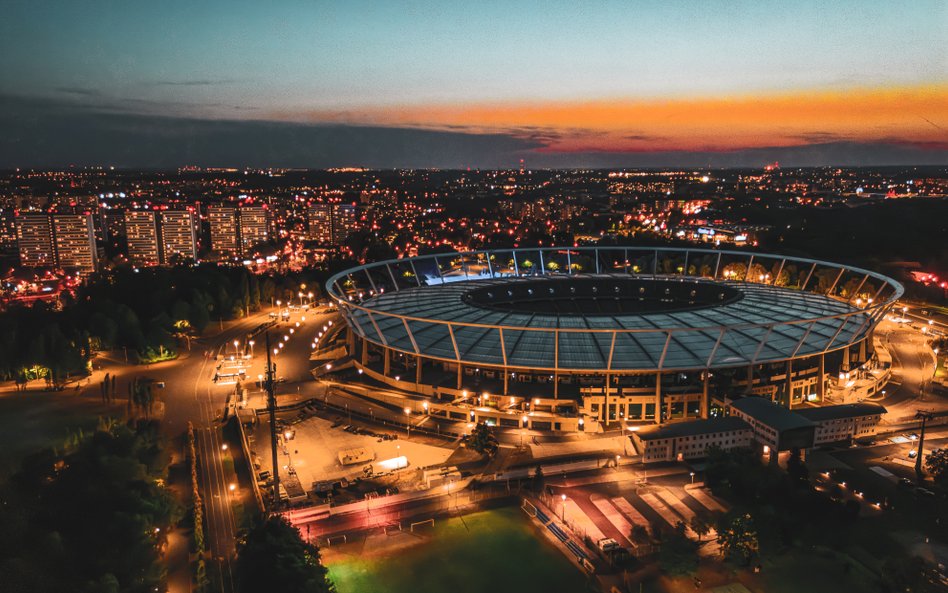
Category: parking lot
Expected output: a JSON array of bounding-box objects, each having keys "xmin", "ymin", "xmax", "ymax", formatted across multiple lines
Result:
[{"xmin": 248, "ymin": 408, "xmax": 455, "ymax": 503}]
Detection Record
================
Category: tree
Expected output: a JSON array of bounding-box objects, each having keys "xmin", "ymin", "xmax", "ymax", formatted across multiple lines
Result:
[
  {"xmin": 924, "ymin": 448, "xmax": 948, "ymax": 487},
  {"xmin": 235, "ymin": 514, "xmax": 335, "ymax": 593},
  {"xmin": 531, "ymin": 465, "xmax": 545, "ymax": 493},
  {"xmin": 465, "ymin": 423, "xmax": 499, "ymax": 458},
  {"xmin": 630, "ymin": 524, "xmax": 651, "ymax": 546},
  {"xmin": 0, "ymin": 423, "xmax": 180, "ymax": 593},
  {"xmin": 787, "ymin": 447, "xmax": 810, "ymax": 485},
  {"xmin": 658, "ymin": 521, "xmax": 699, "ymax": 575},
  {"xmin": 717, "ymin": 512, "xmax": 759, "ymax": 565},
  {"xmin": 690, "ymin": 512, "xmax": 713, "ymax": 542}
]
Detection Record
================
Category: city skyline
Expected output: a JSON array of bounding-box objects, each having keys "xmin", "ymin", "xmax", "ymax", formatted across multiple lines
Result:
[{"xmin": 1, "ymin": 0, "xmax": 946, "ymax": 168}]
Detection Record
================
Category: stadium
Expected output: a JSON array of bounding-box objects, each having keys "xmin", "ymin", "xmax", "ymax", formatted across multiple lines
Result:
[{"xmin": 327, "ymin": 247, "xmax": 902, "ymax": 432}]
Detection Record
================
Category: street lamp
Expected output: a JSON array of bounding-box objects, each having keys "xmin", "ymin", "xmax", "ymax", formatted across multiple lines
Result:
[
  {"xmin": 233, "ymin": 339, "xmax": 239, "ymax": 356},
  {"xmin": 560, "ymin": 493, "xmax": 567, "ymax": 522},
  {"xmin": 690, "ymin": 471, "xmax": 696, "ymax": 485},
  {"xmin": 404, "ymin": 407, "xmax": 411, "ymax": 438}
]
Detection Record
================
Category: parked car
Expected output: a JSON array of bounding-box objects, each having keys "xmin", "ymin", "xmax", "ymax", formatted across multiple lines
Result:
[{"xmin": 596, "ymin": 538, "xmax": 619, "ymax": 552}]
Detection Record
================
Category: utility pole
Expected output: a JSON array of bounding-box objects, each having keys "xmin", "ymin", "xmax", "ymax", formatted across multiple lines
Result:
[
  {"xmin": 265, "ymin": 333, "xmax": 281, "ymax": 509},
  {"xmin": 915, "ymin": 409, "xmax": 935, "ymax": 479}
]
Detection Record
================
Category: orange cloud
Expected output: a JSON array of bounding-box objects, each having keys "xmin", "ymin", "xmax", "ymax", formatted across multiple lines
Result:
[{"xmin": 281, "ymin": 85, "xmax": 948, "ymax": 152}]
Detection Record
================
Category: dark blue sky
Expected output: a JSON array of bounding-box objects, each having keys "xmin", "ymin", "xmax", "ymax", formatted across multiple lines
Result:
[{"xmin": 1, "ymin": 0, "xmax": 945, "ymax": 167}]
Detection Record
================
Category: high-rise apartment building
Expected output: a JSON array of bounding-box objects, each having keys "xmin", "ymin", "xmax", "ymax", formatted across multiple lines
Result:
[
  {"xmin": 16, "ymin": 213, "xmax": 56, "ymax": 267},
  {"xmin": 307, "ymin": 203, "xmax": 333, "ymax": 243},
  {"xmin": 51, "ymin": 213, "xmax": 97, "ymax": 272},
  {"xmin": 209, "ymin": 205, "xmax": 268, "ymax": 258},
  {"xmin": 306, "ymin": 202, "xmax": 359, "ymax": 245},
  {"xmin": 124, "ymin": 210, "xmax": 161, "ymax": 266},
  {"xmin": 160, "ymin": 210, "xmax": 198, "ymax": 263},
  {"xmin": 238, "ymin": 206, "xmax": 269, "ymax": 255},
  {"xmin": 332, "ymin": 203, "xmax": 358, "ymax": 244},
  {"xmin": 0, "ymin": 209, "xmax": 19, "ymax": 256},
  {"xmin": 208, "ymin": 206, "xmax": 239, "ymax": 257}
]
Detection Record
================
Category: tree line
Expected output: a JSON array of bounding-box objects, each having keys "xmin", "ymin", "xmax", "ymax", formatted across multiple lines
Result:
[
  {"xmin": 0, "ymin": 264, "xmax": 325, "ymax": 386},
  {"xmin": 0, "ymin": 420, "xmax": 180, "ymax": 593}
]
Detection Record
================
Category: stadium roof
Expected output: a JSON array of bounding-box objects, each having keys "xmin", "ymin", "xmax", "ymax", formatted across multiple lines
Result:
[
  {"xmin": 346, "ymin": 275, "xmax": 874, "ymax": 371},
  {"xmin": 330, "ymin": 247, "xmax": 901, "ymax": 373}
]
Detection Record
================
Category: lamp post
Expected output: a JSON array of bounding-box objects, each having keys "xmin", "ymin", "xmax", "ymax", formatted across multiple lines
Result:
[
  {"xmin": 560, "ymin": 493, "xmax": 567, "ymax": 522},
  {"xmin": 405, "ymin": 407, "xmax": 411, "ymax": 438},
  {"xmin": 915, "ymin": 410, "xmax": 935, "ymax": 479},
  {"xmin": 233, "ymin": 339, "xmax": 239, "ymax": 357},
  {"xmin": 248, "ymin": 339, "xmax": 255, "ymax": 359},
  {"xmin": 690, "ymin": 471, "xmax": 696, "ymax": 485}
]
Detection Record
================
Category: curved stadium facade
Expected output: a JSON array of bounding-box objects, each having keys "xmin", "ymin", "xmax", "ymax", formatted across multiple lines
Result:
[{"xmin": 328, "ymin": 247, "xmax": 901, "ymax": 431}]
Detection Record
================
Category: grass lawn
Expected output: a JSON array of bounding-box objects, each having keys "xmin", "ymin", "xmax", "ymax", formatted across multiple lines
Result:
[
  {"xmin": 0, "ymin": 390, "xmax": 125, "ymax": 480},
  {"xmin": 325, "ymin": 506, "xmax": 590, "ymax": 593}
]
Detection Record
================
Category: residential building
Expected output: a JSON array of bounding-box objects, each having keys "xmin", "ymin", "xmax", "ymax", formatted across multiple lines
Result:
[
  {"xmin": 238, "ymin": 206, "xmax": 269, "ymax": 255},
  {"xmin": 307, "ymin": 203, "xmax": 333, "ymax": 243},
  {"xmin": 306, "ymin": 202, "xmax": 359, "ymax": 245},
  {"xmin": 16, "ymin": 213, "xmax": 56, "ymax": 267},
  {"xmin": 124, "ymin": 210, "xmax": 161, "ymax": 266},
  {"xmin": 332, "ymin": 203, "xmax": 358, "ymax": 244},
  {"xmin": 208, "ymin": 206, "xmax": 239, "ymax": 257},
  {"xmin": 51, "ymin": 213, "xmax": 97, "ymax": 272},
  {"xmin": 160, "ymin": 210, "xmax": 198, "ymax": 263}
]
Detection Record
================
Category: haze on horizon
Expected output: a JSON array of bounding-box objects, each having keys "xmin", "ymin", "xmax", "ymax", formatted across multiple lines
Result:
[{"xmin": 1, "ymin": 0, "xmax": 946, "ymax": 168}]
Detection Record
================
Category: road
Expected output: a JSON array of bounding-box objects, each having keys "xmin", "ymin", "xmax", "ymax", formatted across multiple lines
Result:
[
  {"xmin": 874, "ymin": 308, "xmax": 943, "ymax": 421},
  {"xmin": 91, "ymin": 307, "xmax": 292, "ymax": 593}
]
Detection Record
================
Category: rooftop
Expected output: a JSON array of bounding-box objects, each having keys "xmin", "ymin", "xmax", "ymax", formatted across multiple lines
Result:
[
  {"xmin": 634, "ymin": 416, "xmax": 751, "ymax": 441},
  {"xmin": 729, "ymin": 397, "xmax": 817, "ymax": 432},
  {"xmin": 795, "ymin": 403, "xmax": 887, "ymax": 422},
  {"xmin": 348, "ymin": 274, "xmax": 870, "ymax": 371}
]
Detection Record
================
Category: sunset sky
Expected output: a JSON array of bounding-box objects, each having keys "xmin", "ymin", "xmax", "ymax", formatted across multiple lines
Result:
[{"xmin": 1, "ymin": 0, "xmax": 945, "ymax": 167}]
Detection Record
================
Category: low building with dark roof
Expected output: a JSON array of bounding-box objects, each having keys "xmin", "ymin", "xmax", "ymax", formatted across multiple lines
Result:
[
  {"xmin": 632, "ymin": 417, "xmax": 753, "ymax": 463},
  {"xmin": 728, "ymin": 397, "xmax": 817, "ymax": 453},
  {"xmin": 796, "ymin": 403, "xmax": 887, "ymax": 445}
]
